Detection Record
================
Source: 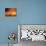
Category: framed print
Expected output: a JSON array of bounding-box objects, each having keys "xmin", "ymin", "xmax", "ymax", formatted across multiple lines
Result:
[
  {"xmin": 5, "ymin": 8, "xmax": 16, "ymax": 16},
  {"xmin": 18, "ymin": 24, "xmax": 46, "ymax": 41}
]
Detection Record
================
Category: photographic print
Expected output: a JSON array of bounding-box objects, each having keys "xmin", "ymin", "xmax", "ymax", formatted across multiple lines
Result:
[
  {"xmin": 18, "ymin": 24, "xmax": 46, "ymax": 41},
  {"xmin": 5, "ymin": 8, "xmax": 16, "ymax": 16}
]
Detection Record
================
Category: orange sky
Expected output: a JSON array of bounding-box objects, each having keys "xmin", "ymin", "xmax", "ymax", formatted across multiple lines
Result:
[{"xmin": 5, "ymin": 8, "xmax": 16, "ymax": 16}]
